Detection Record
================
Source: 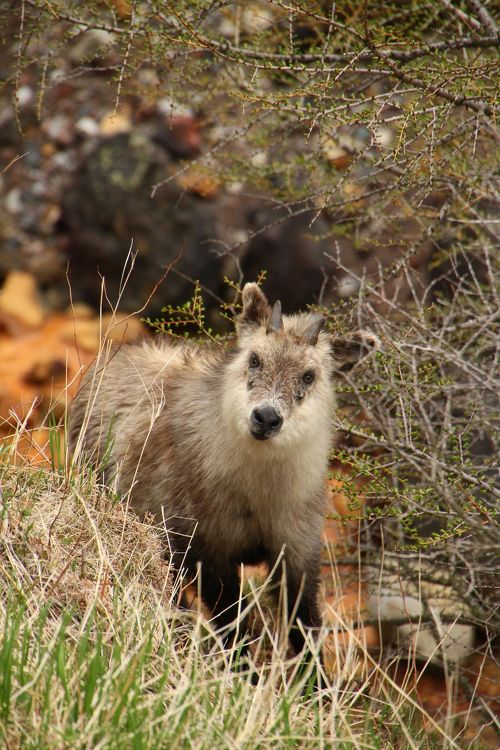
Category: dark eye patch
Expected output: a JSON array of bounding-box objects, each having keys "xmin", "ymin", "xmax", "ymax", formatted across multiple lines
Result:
[
  {"xmin": 303, "ymin": 370, "xmax": 315, "ymax": 385},
  {"xmin": 249, "ymin": 352, "xmax": 261, "ymax": 369}
]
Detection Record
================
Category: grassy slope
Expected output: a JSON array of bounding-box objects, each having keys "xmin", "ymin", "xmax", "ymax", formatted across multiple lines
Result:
[{"xmin": 0, "ymin": 456, "xmax": 488, "ymax": 750}]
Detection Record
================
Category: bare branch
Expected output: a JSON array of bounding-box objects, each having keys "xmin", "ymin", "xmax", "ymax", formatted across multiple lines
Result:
[{"xmin": 466, "ymin": 0, "xmax": 498, "ymax": 36}]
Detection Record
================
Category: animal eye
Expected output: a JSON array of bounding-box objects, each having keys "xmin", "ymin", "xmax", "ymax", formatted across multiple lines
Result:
[
  {"xmin": 249, "ymin": 353, "xmax": 261, "ymax": 369},
  {"xmin": 303, "ymin": 370, "xmax": 315, "ymax": 385}
]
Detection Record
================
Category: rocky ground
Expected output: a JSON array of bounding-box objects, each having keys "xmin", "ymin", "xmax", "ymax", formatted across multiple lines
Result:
[{"xmin": 0, "ymin": 17, "xmax": 462, "ymax": 324}]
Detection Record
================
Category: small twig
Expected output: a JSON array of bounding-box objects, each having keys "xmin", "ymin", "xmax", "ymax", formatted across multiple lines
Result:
[
  {"xmin": 1, "ymin": 152, "xmax": 28, "ymax": 174},
  {"xmin": 466, "ymin": 0, "xmax": 498, "ymax": 36},
  {"xmin": 113, "ymin": 0, "xmax": 136, "ymax": 114},
  {"xmin": 439, "ymin": 0, "xmax": 483, "ymax": 32}
]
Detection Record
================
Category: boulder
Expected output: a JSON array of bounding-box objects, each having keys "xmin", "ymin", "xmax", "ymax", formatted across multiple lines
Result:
[{"xmin": 62, "ymin": 130, "xmax": 223, "ymax": 314}]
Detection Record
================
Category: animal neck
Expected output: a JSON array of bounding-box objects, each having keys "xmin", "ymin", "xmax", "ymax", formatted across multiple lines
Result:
[{"xmin": 221, "ymin": 410, "xmax": 330, "ymax": 498}]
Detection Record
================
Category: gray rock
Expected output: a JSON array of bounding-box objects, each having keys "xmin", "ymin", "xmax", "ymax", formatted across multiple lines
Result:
[{"xmin": 62, "ymin": 130, "xmax": 222, "ymax": 314}]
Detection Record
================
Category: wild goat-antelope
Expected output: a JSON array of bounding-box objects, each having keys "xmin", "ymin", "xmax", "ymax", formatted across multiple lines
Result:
[{"xmin": 69, "ymin": 283, "xmax": 378, "ymax": 655}]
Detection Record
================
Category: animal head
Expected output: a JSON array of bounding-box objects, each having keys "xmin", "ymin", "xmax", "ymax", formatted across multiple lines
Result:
[{"xmin": 223, "ymin": 283, "xmax": 379, "ymax": 447}]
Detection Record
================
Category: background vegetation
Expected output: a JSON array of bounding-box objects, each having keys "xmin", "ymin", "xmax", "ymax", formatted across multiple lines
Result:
[{"xmin": 0, "ymin": 1, "xmax": 498, "ymax": 747}]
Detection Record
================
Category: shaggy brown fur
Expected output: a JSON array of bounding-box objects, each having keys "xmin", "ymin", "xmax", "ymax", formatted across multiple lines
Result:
[{"xmin": 69, "ymin": 283, "xmax": 378, "ymax": 654}]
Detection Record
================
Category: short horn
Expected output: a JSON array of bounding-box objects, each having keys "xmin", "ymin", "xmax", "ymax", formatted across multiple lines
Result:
[
  {"xmin": 303, "ymin": 315, "xmax": 326, "ymax": 345},
  {"xmin": 267, "ymin": 300, "xmax": 283, "ymax": 333}
]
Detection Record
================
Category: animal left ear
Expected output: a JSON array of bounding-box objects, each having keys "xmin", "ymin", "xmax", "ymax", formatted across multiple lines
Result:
[
  {"xmin": 238, "ymin": 283, "xmax": 272, "ymax": 330},
  {"xmin": 303, "ymin": 315, "xmax": 326, "ymax": 345},
  {"xmin": 330, "ymin": 330, "xmax": 380, "ymax": 373}
]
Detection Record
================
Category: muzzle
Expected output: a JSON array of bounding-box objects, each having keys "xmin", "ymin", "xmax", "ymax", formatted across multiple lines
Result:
[{"xmin": 250, "ymin": 406, "xmax": 283, "ymax": 440}]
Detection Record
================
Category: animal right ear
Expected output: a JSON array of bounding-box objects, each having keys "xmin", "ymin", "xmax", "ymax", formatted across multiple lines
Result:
[
  {"xmin": 238, "ymin": 283, "xmax": 271, "ymax": 330},
  {"xmin": 330, "ymin": 330, "xmax": 380, "ymax": 373}
]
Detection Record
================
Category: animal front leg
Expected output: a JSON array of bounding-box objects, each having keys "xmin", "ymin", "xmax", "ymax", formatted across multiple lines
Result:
[
  {"xmin": 272, "ymin": 552, "xmax": 323, "ymax": 656},
  {"xmin": 273, "ymin": 552, "xmax": 325, "ymax": 692},
  {"xmin": 200, "ymin": 563, "xmax": 248, "ymax": 649}
]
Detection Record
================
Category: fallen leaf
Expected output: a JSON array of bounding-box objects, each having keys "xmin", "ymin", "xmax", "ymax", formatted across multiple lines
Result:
[
  {"xmin": 176, "ymin": 167, "xmax": 221, "ymax": 198},
  {"xmin": 0, "ymin": 271, "xmax": 46, "ymax": 328},
  {"xmin": 100, "ymin": 107, "xmax": 132, "ymax": 136}
]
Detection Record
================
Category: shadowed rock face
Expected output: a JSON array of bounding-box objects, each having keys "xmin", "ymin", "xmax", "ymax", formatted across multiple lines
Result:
[
  {"xmin": 62, "ymin": 131, "xmax": 223, "ymax": 313},
  {"xmin": 61, "ymin": 131, "xmax": 345, "ymax": 317},
  {"xmin": 239, "ymin": 207, "xmax": 336, "ymax": 313},
  {"xmin": 60, "ymin": 130, "xmax": 461, "ymax": 322}
]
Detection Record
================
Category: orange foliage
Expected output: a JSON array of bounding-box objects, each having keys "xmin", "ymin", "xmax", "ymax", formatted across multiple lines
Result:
[{"xmin": 0, "ymin": 271, "xmax": 143, "ymax": 464}]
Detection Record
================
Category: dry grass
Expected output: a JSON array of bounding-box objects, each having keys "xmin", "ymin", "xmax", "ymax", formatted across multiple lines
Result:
[
  {"xmin": 0, "ymin": 462, "xmax": 172, "ymax": 618},
  {"xmin": 0, "ymin": 443, "xmax": 492, "ymax": 749}
]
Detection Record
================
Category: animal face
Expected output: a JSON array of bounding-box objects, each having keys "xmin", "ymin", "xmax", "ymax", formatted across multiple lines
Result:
[{"xmin": 222, "ymin": 284, "xmax": 379, "ymax": 447}]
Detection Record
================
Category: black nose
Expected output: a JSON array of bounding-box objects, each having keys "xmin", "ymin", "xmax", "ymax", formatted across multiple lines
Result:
[{"xmin": 250, "ymin": 406, "xmax": 283, "ymax": 439}]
